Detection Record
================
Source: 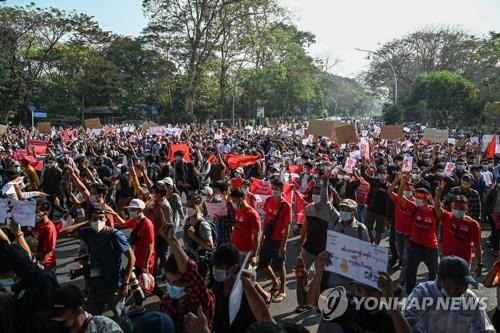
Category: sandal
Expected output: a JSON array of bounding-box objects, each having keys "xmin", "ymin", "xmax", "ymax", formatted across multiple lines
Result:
[
  {"xmin": 295, "ymin": 305, "xmax": 313, "ymax": 314},
  {"xmin": 272, "ymin": 293, "xmax": 287, "ymax": 303},
  {"xmin": 269, "ymin": 284, "xmax": 281, "ymax": 296}
]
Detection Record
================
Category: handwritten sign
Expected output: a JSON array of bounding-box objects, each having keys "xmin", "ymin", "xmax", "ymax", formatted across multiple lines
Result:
[
  {"xmin": 325, "ymin": 230, "xmax": 388, "ymax": 288},
  {"xmin": 37, "ymin": 122, "xmax": 51, "ymax": 134},
  {"xmin": 402, "ymin": 156, "xmax": 413, "ymax": 172},
  {"xmin": 204, "ymin": 202, "xmax": 228, "ymax": 218},
  {"xmin": 423, "ymin": 128, "xmax": 449, "ymax": 144},
  {"xmin": 334, "ymin": 124, "xmax": 358, "ymax": 143},
  {"xmin": 444, "ymin": 162, "xmax": 455, "ymax": 176},
  {"xmin": 343, "ymin": 157, "xmax": 356, "ymax": 174},
  {"xmin": 380, "ymin": 125, "xmax": 404, "ymax": 140},
  {"xmin": 0, "ymin": 124, "xmax": 7, "ymax": 135},
  {"xmin": 254, "ymin": 195, "xmax": 270, "ymax": 216},
  {"xmin": 0, "ymin": 199, "xmax": 36, "ymax": 227},
  {"xmin": 85, "ymin": 118, "xmax": 102, "ymax": 129},
  {"xmin": 307, "ymin": 119, "xmax": 344, "ymax": 138}
]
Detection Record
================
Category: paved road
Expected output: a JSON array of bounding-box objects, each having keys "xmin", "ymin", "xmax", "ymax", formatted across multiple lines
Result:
[{"xmin": 54, "ymin": 221, "xmax": 498, "ymax": 332}]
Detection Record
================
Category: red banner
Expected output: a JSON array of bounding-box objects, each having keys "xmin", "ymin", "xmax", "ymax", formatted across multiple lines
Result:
[
  {"xmin": 168, "ymin": 143, "xmax": 192, "ymax": 162},
  {"xmin": 27, "ymin": 139, "xmax": 49, "ymax": 155},
  {"xmin": 250, "ymin": 177, "xmax": 272, "ymax": 196},
  {"xmin": 226, "ymin": 154, "xmax": 260, "ymax": 170},
  {"xmin": 294, "ymin": 191, "xmax": 306, "ymax": 225},
  {"xmin": 288, "ymin": 164, "xmax": 304, "ymax": 174}
]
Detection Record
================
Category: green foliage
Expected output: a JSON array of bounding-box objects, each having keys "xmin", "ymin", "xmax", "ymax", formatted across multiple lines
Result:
[
  {"xmin": 382, "ymin": 103, "xmax": 401, "ymax": 124},
  {"xmin": 409, "ymin": 70, "xmax": 479, "ymax": 127}
]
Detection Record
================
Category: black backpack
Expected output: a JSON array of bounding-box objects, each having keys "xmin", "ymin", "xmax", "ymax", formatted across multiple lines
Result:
[{"xmin": 193, "ymin": 218, "xmax": 218, "ymax": 251}]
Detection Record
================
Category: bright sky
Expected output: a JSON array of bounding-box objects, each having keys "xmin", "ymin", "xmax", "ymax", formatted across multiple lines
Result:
[{"xmin": 5, "ymin": 0, "xmax": 500, "ymax": 78}]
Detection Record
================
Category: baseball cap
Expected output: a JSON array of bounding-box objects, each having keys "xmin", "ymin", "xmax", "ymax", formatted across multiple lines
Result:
[
  {"xmin": 49, "ymin": 284, "xmax": 84, "ymax": 320},
  {"xmin": 91, "ymin": 203, "xmax": 107, "ymax": 215},
  {"xmin": 133, "ymin": 311, "xmax": 175, "ymax": 333},
  {"xmin": 200, "ymin": 186, "xmax": 214, "ymax": 196},
  {"xmin": 161, "ymin": 177, "xmax": 174, "ymax": 187},
  {"xmin": 339, "ymin": 198, "xmax": 357, "ymax": 210},
  {"xmin": 125, "ymin": 199, "xmax": 146, "ymax": 210},
  {"xmin": 438, "ymin": 256, "xmax": 477, "ymax": 286}
]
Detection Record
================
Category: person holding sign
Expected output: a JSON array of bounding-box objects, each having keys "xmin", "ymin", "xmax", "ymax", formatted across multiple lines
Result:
[
  {"xmin": 435, "ymin": 180, "xmax": 482, "ymax": 276},
  {"xmin": 403, "ymin": 187, "xmax": 439, "ymax": 295},
  {"xmin": 387, "ymin": 174, "xmax": 416, "ymax": 288}
]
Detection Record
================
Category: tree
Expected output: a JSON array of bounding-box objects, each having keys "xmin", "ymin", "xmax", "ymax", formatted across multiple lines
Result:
[{"xmin": 408, "ymin": 70, "xmax": 479, "ymax": 127}]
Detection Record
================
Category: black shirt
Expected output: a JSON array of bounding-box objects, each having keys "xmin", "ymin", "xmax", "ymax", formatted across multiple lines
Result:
[{"xmin": 212, "ymin": 282, "xmax": 257, "ymax": 333}]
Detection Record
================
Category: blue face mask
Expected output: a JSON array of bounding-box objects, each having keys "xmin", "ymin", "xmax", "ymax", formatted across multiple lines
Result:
[
  {"xmin": 339, "ymin": 211, "xmax": 353, "ymax": 222},
  {"xmin": 166, "ymin": 283, "xmax": 186, "ymax": 300}
]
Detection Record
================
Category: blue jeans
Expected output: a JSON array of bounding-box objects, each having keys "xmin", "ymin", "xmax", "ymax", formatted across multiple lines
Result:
[
  {"xmin": 358, "ymin": 204, "xmax": 367, "ymax": 224},
  {"xmin": 85, "ymin": 288, "xmax": 133, "ymax": 333}
]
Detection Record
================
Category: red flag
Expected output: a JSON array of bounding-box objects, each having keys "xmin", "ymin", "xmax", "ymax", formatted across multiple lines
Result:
[
  {"xmin": 250, "ymin": 177, "xmax": 272, "ymax": 195},
  {"xmin": 207, "ymin": 154, "xmax": 217, "ymax": 164},
  {"xmin": 295, "ymin": 191, "xmax": 306, "ymax": 225},
  {"xmin": 168, "ymin": 143, "xmax": 192, "ymax": 162},
  {"xmin": 226, "ymin": 154, "xmax": 260, "ymax": 170},
  {"xmin": 485, "ymin": 135, "xmax": 500, "ymax": 158},
  {"xmin": 288, "ymin": 164, "xmax": 304, "ymax": 174},
  {"xmin": 283, "ymin": 184, "xmax": 294, "ymax": 204}
]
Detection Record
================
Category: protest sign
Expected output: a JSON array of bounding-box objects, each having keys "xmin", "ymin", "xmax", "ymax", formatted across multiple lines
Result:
[
  {"xmin": 27, "ymin": 139, "xmax": 49, "ymax": 155},
  {"xmin": 359, "ymin": 140, "xmax": 369, "ymax": 159},
  {"xmin": 214, "ymin": 133, "xmax": 223, "ymax": 140},
  {"xmin": 343, "ymin": 157, "xmax": 356, "ymax": 174},
  {"xmin": 334, "ymin": 124, "xmax": 358, "ymax": 143},
  {"xmin": 204, "ymin": 202, "xmax": 228, "ymax": 218},
  {"xmin": 447, "ymin": 138, "xmax": 456, "ymax": 145},
  {"xmin": 349, "ymin": 150, "xmax": 361, "ymax": 160},
  {"xmin": 85, "ymin": 118, "xmax": 102, "ymax": 129},
  {"xmin": 250, "ymin": 177, "xmax": 272, "ymax": 196},
  {"xmin": 307, "ymin": 119, "xmax": 343, "ymax": 138},
  {"xmin": 444, "ymin": 162, "xmax": 455, "ymax": 176},
  {"xmin": 361, "ymin": 130, "xmax": 368, "ymax": 137},
  {"xmin": 423, "ymin": 128, "xmax": 449, "ymax": 144},
  {"xmin": 402, "ymin": 156, "xmax": 413, "ymax": 172},
  {"xmin": 147, "ymin": 126, "xmax": 166, "ymax": 136},
  {"xmin": 254, "ymin": 194, "xmax": 270, "ymax": 216},
  {"xmin": 0, "ymin": 124, "xmax": 7, "ymax": 135},
  {"xmin": 325, "ymin": 230, "xmax": 388, "ymax": 289},
  {"xmin": 0, "ymin": 199, "xmax": 36, "ymax": 227},
  {"xmin": 380, "ymin": 125, "xmax": 404, "ymax": 140},
  {"xmin": 37, "ymin": 122, "xmax": 51, "ymax": 134},
  {"xmin": 470, "ymin": 136, "xmax": 479, "ymax": 144}
]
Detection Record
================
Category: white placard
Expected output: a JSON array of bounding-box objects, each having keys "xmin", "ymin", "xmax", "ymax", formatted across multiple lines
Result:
[
  {"xmin": 254, "ymin": 194, "xmax": 270, "ymax": 216},
  {"xmin": 204, "ymin": 202, "xmax": 228, "ymax": 218},
  {"xmin": 349, "ymin": 150, "xmax": 361, "ymax": 160},
  {"xmin": 343, "ymin": 157, "xmax": 357, "ymax": 174},
  {"xmin": 444, "ymin": 162, "xmax": 455, "ymax": 176},
  {"xmin": 214, "ymin": 133, "xmax": 223, "ymax": 140},
  {"xmin": 359, "ymin": 141, "xmax": 369, "ymax": 159},
  {"xmin": 402, "ymin": 156, "xmax": 413, "ymax": 172},
  {"xmin": 448, "ymin": 138, "xmax": 456, "ymax": 145},
  {"xmin": 325, "ymin": 230, "xmax": 388, "ymax": 288},
  {"xmin": 470, "ymin": 136, "xmax": 479, "ymax": 144},
  {"xmin": 361, "ymin": 130, "xmax": 368, "ymax": 137},
  {"xmin": 0, "ymin": 199, "xmax": 36, "ymax": 227},
  {"xmin": 403, "ymin": 127, "xmax": 411, "ymax": 133}
]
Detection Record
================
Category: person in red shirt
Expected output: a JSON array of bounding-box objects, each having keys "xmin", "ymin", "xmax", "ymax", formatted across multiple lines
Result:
[
  {"xmin": 112, "ymin": 198, "xmax": 156, "ymax": 316},
  {"xmin": 230, "ymin": 188, "xmax": 261, "ymax": 265},
  {"xmin": 388, "ymin": 174, "xmax": 416, "ymax": 287},
  {"xmin": 230, "ymin": 167, "xmax": 245, "ymax": 191},
  {"xmin": 435, "ymin": 180, "xmax": 482, "ymax": 276},
  {"xmin": 403, "ymin": 186, "xmax": 439, "ymax": 294},
  {"xmin": 257, "ymin": 177, "xmax": 292, "ymax": 303},
  {"xmin": 33, "ymin": 200, "xmax": 58, "ymax": 271}
]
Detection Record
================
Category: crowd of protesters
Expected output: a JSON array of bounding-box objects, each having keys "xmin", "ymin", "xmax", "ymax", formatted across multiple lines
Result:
[{"xmin": 0, "ymin": 120, "xmax": 499, "ymax": 333}]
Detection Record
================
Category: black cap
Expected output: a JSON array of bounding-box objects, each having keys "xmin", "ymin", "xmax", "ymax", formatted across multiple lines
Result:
[
  {"xmin": 49, "ymin": 284, "xmax": 84, "ymax": 319},
  {"xmin": 212, "ymin": 243, "xmax": 239, "ymax": 267},
  {"xmin": 91, "ymin": 203, "xmax": 107, "ymax": 215},
  {"xmin": 438, "ymin": 256, "xmax": 477, "ymax": 286}
]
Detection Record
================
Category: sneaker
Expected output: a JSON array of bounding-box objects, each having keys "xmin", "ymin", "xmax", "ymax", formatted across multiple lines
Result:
[{"xmin": 127, "ymin": 305, "xmax": 146, "ymax": 316}]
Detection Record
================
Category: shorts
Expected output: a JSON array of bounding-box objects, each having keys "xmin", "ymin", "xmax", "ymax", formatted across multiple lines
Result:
[
  {"xmin": 257, "ymin": 240, "xmax": 285, "ymax": 272},
  {"xmin": 365, "ymin": 211, "xmax": 386, "ymax": 234}
]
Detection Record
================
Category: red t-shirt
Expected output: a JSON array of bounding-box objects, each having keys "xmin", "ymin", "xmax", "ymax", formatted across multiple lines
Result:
[
  {"xmin": 440, "ymin": 210, "xmax": 481, "ymax": 262},
  {"xmin": 231, "ymin": 177, "xmax": 244, "ymax": 191},
  {"xmin": 245, "ymin": 192, "xmax": 257, "ymax": 209},
  {"xmin": 410, "ymin": 207, "xmax": 439, "ymax": 249},
  {"xmin": 231, "ymin": 206, "xmax": 261, "ymax": 252},
  {"xmin": 34, "ymin": 220, "xmax": 58, "ymax": 269},
  {"xmin": 391, "ymin": 196, "xmax": 416, "ymax": 235},
  {"xmin": 124, "ymin": 217, "xmax": 156, "ymax": 271},
  {"xmin": 263, "ymin": 197, "xmax": 292, "ymax": 241}
]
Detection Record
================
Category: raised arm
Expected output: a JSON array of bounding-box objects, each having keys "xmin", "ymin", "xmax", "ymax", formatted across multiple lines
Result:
[
  {"xmin": 434, "ymin": 180, "xmax": 446, "ymax": 218},
  {"xmin": 67, "ymin": 167, "xmax": 91, "ymax": 200},
  {"xmin": 159, "ymin": 207, "xmax": 188, "ymax": 273},
  {"xmin": 387, "ymin": 173, "xmax": 401, "ymax": 200}
]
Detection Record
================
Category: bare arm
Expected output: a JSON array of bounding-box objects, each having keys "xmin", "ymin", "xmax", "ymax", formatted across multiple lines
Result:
[
  {"xmin": 68, "ymin": 168, "xmax": 91, "ymax": 200},
  {"xmin": 434, "ymin": 180, "xmax": 446, "ymax": 218},
  {"xmin": 159, "ymin": 208, "xmax": 189, "ymax": 273},
  {"xmin": 241, "ymin": 275, "xmax": 272, "ymax": 321},
  {"xmin": 483, "ymin": 261, "xmax": 500, "ymax": 288}
]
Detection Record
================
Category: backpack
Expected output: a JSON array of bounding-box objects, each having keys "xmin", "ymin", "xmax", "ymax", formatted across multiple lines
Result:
[
  {"xmin": 332, "ymin": 219, "xmax": 364, "ymax": 240},
  {"xmin": 194, "ymin": 218, "xmax": 218, "ymax": 251}
]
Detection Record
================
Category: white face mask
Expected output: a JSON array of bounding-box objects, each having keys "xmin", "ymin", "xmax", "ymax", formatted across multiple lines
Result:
[
  {"xmin": 452, "ymin": 209, "xmax": 466, "ymax": 219},
  {"xmin": 232, "ymin": 202, "xmax": 239, "ymax": 210},
  {"xmin": 186, "ymin": 207, "xmax": 196, "ymax": 217},
  {"xmin": 339, "ymin": 211, "xmax": 353, "ymax": 221},
  {"xmin": 337, "ymin": 174, "xmax": 344, "ymax": 180},
  {"xmin": 214, "ymin": 194, "xmax": 222, "ymax": 202},
  {"xmin": 415, "ymin": 199, "xmax": 425, "ymax": 207},
  {"xmin": 272, "ymin": 190, "xmax": 282, "ymax": 198},
  {"xmin": 403, "ymin": 191, "xmax": 413, "ymax": 199},
  {"xmin": 312, "ymin": 194, "xmax": 321, "ymax": 204},
  {"xmin": 91, "ymin": 219, "xmax": 106, "ymax": 232},
  {"xmin": 129, "ymin": 210, "xmax": 140, "ymax": 219},
  {"xmin": 241, "ymin": 187, "xmax": 249, "ymax": 195},
  {"xmin": 213, "ymin": 268, "xmax": 228, "ymax": 282}
]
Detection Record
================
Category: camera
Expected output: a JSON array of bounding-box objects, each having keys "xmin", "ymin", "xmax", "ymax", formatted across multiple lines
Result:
[{"xmin": 128, "ymin": 272, "xmax": 145, "ymax": 302}]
